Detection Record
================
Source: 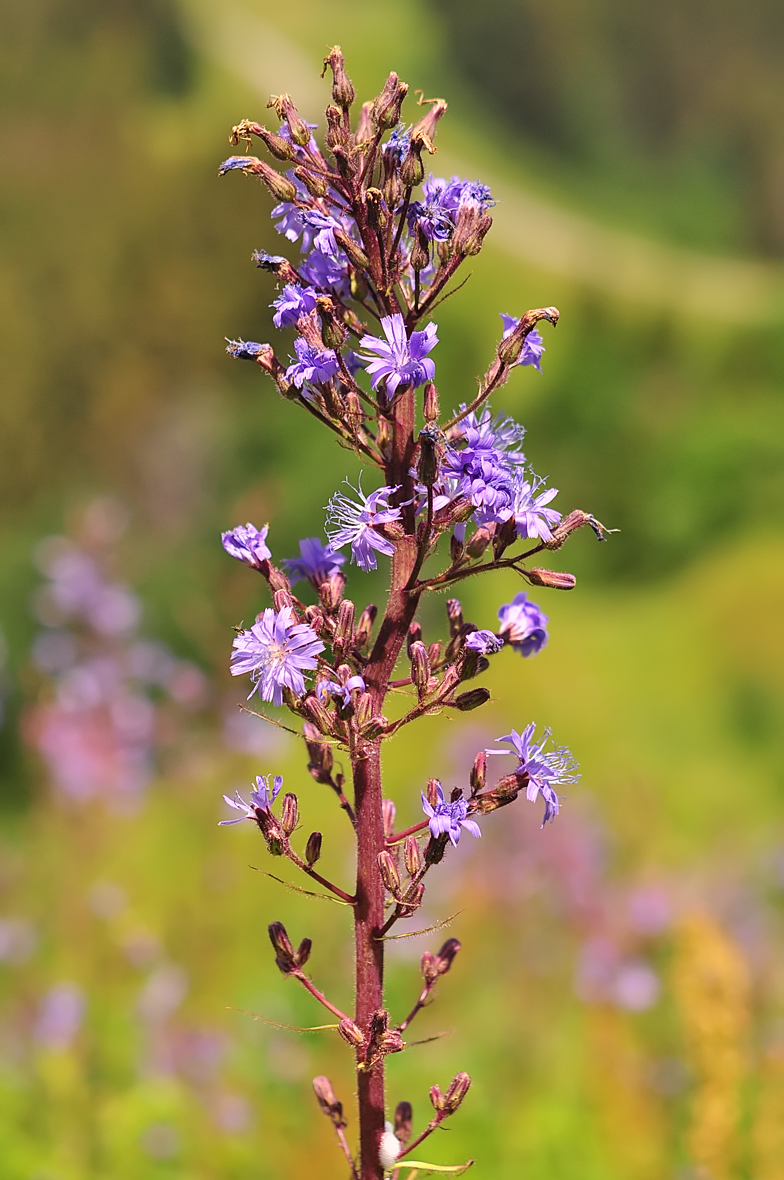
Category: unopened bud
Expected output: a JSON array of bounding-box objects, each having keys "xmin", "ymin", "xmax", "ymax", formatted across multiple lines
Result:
[
  {"xmin": 376, "ymin": 416, "xmax": 390, "ymax": 453},
  {"xmin": 445, "ymin": 1071, "xmax": 471, "ymax": 1112},
  {"xmin": 267, "ymin": 93, "xmax": 311, "ymax": 146},
  {"xmin": 429, "ymin": 1084, "xmax": 445, "ymax": 1112},
  {"xmin": 324, "ymin": 103, "xmax": 347, "ymax": 150},
  {"xmin": 410, "ymin": 228, "xmax": 430, "ymax": 272},
  {"xmin": 335, "ymin": 230, "xmax": 369, "ymax": 270},
  {"xmin": 410, "ymin": 641, "xmax": 430, "ymax": 696},
  {"xmin": 470, "ymin": 751, "xmax": 486, "ymax": 795},
  {"xmin": 220, "ymin": 155, "xmax": 298, "ymax": 202},
  {"xmin": 354, "ymin": 100, "xmax": 374, "ymax": 144},
  {"xmin": 334, "ymin": 599, "xmax": 355, "ymax": 650},
  {"xmin": 338, "ymin": 1018, "xmax": 366, "ymax": 1048},
  {"xmin": 305, "ymin": 831, "xmax": 323, "ymax": 865},
  {"xmin": 267, "ymin": 563, "xmax": 291, "ymax": 593},
  {"xmin": 355, "ymin": 691, "xmax": 374, "ymax": 729},
  {"xmin": 304, "ymin": 721, "xmax": 334, "ymax": 782},
  {"xmin": 273, "ymin": 588, "xmax": 294, "ymax": 612},
  {"xmin": 319, "ymin": 571, "xmax": 346, "ymax": 613},
  {"xmin": 428, "ymin": 641, "xmax": 442, "ymax": 666},
  {"xmin": 378, "ymin": 850, "xmax": 402, "ymax": 898},
  {"xmin": 303, "ymin": 694, "xmax": 334, "ymax": 735},
  {"xmin": 435, "ymin": 938, "xmax": 461, "ymax": 974},
  {"xmin": 545, "ymin": 509, "xmax": 590, "ymax": 549},
  {"xmin": 372, "ymin": 72, "xmax": 409, "ymax": 130},
  {"xmin": 379, "ymin": 1029, "xmax": 405, "ymax": 1054},
  {"xmin": 280, "ymin": 793, "xmax": 299, "ymax": 836},
  {"xmin": 423, "ymin": 381, "xmax": 439, "ymax": 422},
  {"xmin": 251, "ymin": 251, "xmax": 299, "ymax": 283},
  {"xmin": 406, "ymin": 621, "xmax": 423, "ymax": 655},
  {"xmin": 454, "ymin": 688, "xmax": 491, "ymax": 712},
  {"xmin": 313, "ymin": 1075, "xmax": 346, "ymax": 1128},
  {"xmin": 361, "ymin": 714, "xmax": 388, "ymax": 740},
  {"xmin": 400, "ymin": 144, "xmax": 425, "ymax": 187},
  {"xmin": 421, "ymin": 950, "xmax": 439, "ymax": 984},
  {"xmin": 466, "ymin": 527, "xmax": 492, "ymax": 558},
  {"xmin": 402, "ymin": 880, "xmax": 424, "ymax": 909},
  {"xmin": 322, "ymin": 46, "xmax": 355, "ymax": 110},
  {"xmin": 383, "ymin": 798, "xmax": 397, "ymax": 840},
  {"xmin": 345, "ymin": 389, "xmax": 363, "ymax": 432},
  {"xmin": 364, "ymin": 187, "xmax": 388, "ymax": 231},
  {"xmin": 426, "ymin": 779, "xmax": 441, "ymax": 808},
  {"xmin": 525, "ymin": 567, "xmax": 577, "ymax": 590},
  {"xmin": 294, "ymin": 165, "xmax": 328, "ymax": 198},
  {"xmin": 394, "ymin": 1101, "xmax": 413, "ymax": 1145},
  {"xmin": 404, "ymin": 834, "xmax": 422, "ymax": 877},
  {"xmin": 417, "ymin": 426, "xmax": 440, "ymax": 486},
  {"xmin": 229, "ymin": 121, "xmax": 296, "ymax": 161},
  {"xmin": 294, "ymin": 937, "xmax": 312, "ymax": 968},
  {"xmin": 269, "ymin": 921, "xmax": 295, "ymax": 972},
  {"xmin": 453, "ymin": 205, "xmax": 492, "ymax": 256},
  {"xmin": 446, "ymin": 599, "xmax": 463, "ymax": 637},
  {"xmin": 355, "ymin": 603, "xmax": 377, "ymax": 648}
]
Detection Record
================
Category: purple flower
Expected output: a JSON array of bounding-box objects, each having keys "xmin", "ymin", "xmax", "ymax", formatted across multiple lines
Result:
[
  {"xmin": 407, "ymin": 175, "xmax": 494, "ymax": 241},
  {"xmin": 220, "ymin": 773, "xmax": 283, "ymax": 825},
  {"xmin": 226, "ymin": 339, "xmax": 268, "ymax": 360},
  {"xmin": 497, "ymin": 592, "xmax": 548, "ymax": 657},
  {"xmin": 278, "ymin": 120, "xmax": 320, "ymax": 155},
  {"xmin": 252, "ymin": 250, "xmax": 288, "ymax": 271},
  {"xmin": 221, "ymin": 523, "xmax": 271, "ymax": 570},
  {"xmin": 301, "ymin": 211, "xmax": 344, "ymax": 257},
  {"xmin": 317, "ymin": 674, "xmax": 365, "ymax": 709},
  {"xmin": 421, "ymin": 783, "xmax": 481, "ymax": 847},
  {"xmin": 456, "ymin": 406, "xmax": 526, "ymax": 466},
  {"xmin": 282, "ymin": 537, "xmax": 345, "ymax": 587},
  {"xmin": 285, "ymin": 338, "xmax": 340, "ymax": 389},
  {"xmin": 487, "ymin": 724, "xmax": 579, "ymax": 826},
  {"xmin": 511, "ymin": 473, "xmax": 561, "ymax": 542},
  {"xmin": 219, "ymin": 155, "xmax": 255, "ymax": 174},
  {"xmin": 500, "ymin": 315, "xmax": 546, "ymax": 372},
  {"xmin": 358, "ymin": 314, "xmax": 438, "ymax": 398},
  {"xmin": 383, "ymin": 125, "xmax": 410, "ymax": 163},
  {"xmin": 230, "ymin": 607, "xmax": 324, "ymax": 707},
  {"xmin": 465, "ymin": 629, "xmax": 503, "ymax": 655},
  {"xmin": 271, "ymin": 285, "xmax": 318, "ymax": 329},
  {"xmin": 442, "ymin": 426, "xmax": 515, "ymax": 525},
  {"xmin": 300, "ymin": 248, "xmax": 350, "ymax": 292},
  {"xmin": 325, "ymin": 481, "xmax": 402, "ymax": 572}
]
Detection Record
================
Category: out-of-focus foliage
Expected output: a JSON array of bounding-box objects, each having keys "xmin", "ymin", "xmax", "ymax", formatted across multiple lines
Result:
[
  {"xmin": 1, "ymin": 0, "xmax": 784, "ymax": 1176},
  {"xmin": 428, "ymin": 0, "xmax": 784, "ymax": 255}
]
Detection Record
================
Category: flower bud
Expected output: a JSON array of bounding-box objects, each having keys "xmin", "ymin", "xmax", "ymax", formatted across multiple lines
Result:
[
  {"xmin": 379, "ymin": 1029, "xmax": 405, "ymax": 1054},
  {"xmin": 313, "ymin": 1075, "xmax": 346, "ymax": 1128},
  {"xmin": 273, "ymin": 588, "xmax": 294, "ymax": 612},
  {"xmin": 435, "ymin": 938, "xmax": 461, "ymax": 974},
  {"xmin": 446, "ymin": 599, "xmax": 463, "ymax": 637},
  {"xmin": 371, "ymin": 72, "xmax": 409, "ymax": 130},
  {"xmin": 404, "ymin": 834, "xmax": 422, "ymax": 878},
  {"xmin": 355, "ymin": 691, "xmax": 374, "ymax": 730},
  {"xmin": 409, "ymin": 641, "xmax": 431, "ymax": 696},
  {"xmin": 304, "ymin": 721, "xmax": 334, "ymax": 782},
  {"xmin": 406, "ymin": 620, "xmax": 423, "ymax": 656},
  {"xmin": 338, "ymin": 1018, "xmax": 366, "ymax": 1048},
  {"xmin": 305, "ymin": 830, "xmax": 323, "ymax": 866},
  {"xmin": 445, "ymin": 1071, "xmax": 472, "ymax": 1112},
  {"xmin": 378, "ymin": 850, "xmax": 402, "ymax": 898},
  {"xmin": 364, "ymin": 187, "xmax": 388, "ymax": 231},
  {"xmin": 470, "ymin": 751, "xmax": 486, "ymax": 796},
  {"xmin": 421, "ymin": 950, "xmax": 439, "ymax": 984},
  {"xmin": 394, "ymin": 1101, "xmax": 413, "ymax": 1145},
  {"xmin": 324, "ymin": 103, "xmax": 347, "ymax": 150},
  {"xmin": 400, "ymin": 144, "xmax": 425, "ymax": 187},
  {"xmin": 280, "ymin": 792, "xmax": 299, "ymax": 836},
  {"xmin": 229, "ymin": 120, "xmax": 296, "ymax": 161},
  {"xmin": 450, "ymin": 528, "xmax": 465, "ymax": 564},
  {"xmin": 429, "ymin": 1084, "xmax": 445, "ymax": 1112},
  {"xmin": 454, "ymin": 688, "xmax": 491, "ymax": 712},
  {"xmin": 426, "ymin": 778, "xmax": 441, "ymax": 808},
  {"xmin": 267, "ymin": 93, "xmax": 311, "ymax": 146},
  {"xmin": 382, "ymin": 798, "xmax": 397, "ymax": 840},
  {"xmin": 268, "ymin": 921, "xmax": 295, "ymax": 972},
  {"xmin": 354, "ymin": 100, "xmax": 374, "ymax": 145},
  {"xmin": 251, "ymin": 251, "xmax": 299, "ymax": 283},
  {"xmin": 294, "ymin": 165, "xmax": 329, "ymax": 198},
  {"xmin": 355, "ymin": 603, "xmax": 377, "ymax": 648},
  {"xmin": 335, "ymin": 230, "xmax": 369, "ymax": 270},
  {"xmin": 220, "ymin": 155, "xmax": 298, "ymax": 202},
  {"xmin": 319, "ymin": 572, "xmax": 346, "ymax": 613},
  {"xmin": 402, "ymin": 880, "xmax": 424, "ymax": 910},
  {"xmin": 410, "ymin": 228, "xmax": 430, "ymax": 272},
  {"xmin": 322, "ymin": 46, "xmax": 355, "ymax": 110},
  {"xmin": 417, "ymin": 426, "xmax": 440, "ymax": 487},
  {"xmin": 544, "ymin": 509, "xmax": 588, "ymax": 548},
  {"xmin": 466, "ymin": 527, "xmax": 492, "ymax": 558},
  {"xmin": 294, "ymin": 937, "xmax": 312, "ymax": 968},
  {"xmin": 361, "ymin": 714, "xmax": 388, "ymax": 740},
  {"xmin": 345, "ymin": 389, "xmax": 364, "ymax": 432},
  {"xmin": 303, "ymin": 694, "xmax": 335, "ymax": 736},
  {"xmin": 525, "ymin": 567, "xmax": 577, "ymax": 590},
  {"xmin": 453, "ymin": 204, "xmax": 492, "ymax": 256},
  {"xmin": 423, "ymin": 381, "xmax": 439, "ymax": 423},
  {"xmin": 334, "ymin": 599, "xmax": 356, "ymax": 653}
]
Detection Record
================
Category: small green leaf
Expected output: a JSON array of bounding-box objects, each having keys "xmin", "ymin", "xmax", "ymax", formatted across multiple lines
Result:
[{"xmin": 392, "ymin": 1160, "xmax": 474, "ymax": 1175}]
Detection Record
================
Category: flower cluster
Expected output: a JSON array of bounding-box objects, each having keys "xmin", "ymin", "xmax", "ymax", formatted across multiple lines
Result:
[{"xmin": 215, "ymin": 50, "xmax": 608, "ymax": 1177}]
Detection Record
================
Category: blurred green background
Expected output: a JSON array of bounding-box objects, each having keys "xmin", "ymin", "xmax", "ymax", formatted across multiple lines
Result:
[{"xmin": 2, "ymin": 0, "xmax": 784, "ymax": 1176}]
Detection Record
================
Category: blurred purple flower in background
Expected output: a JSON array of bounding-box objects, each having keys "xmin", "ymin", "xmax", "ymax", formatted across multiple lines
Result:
[
  {"xmin": 282, "ymin": 537, "xmax": 345, "ymax": 587},
  {"xmin": 35, "ymin": 982, "xmax": 85, "ymax": 1050}
]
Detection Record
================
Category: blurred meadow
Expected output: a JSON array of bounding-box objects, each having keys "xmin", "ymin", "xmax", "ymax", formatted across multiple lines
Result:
[{"xmin": 2, "ymin": 0, "xmax": 784, "ymax": 1176}]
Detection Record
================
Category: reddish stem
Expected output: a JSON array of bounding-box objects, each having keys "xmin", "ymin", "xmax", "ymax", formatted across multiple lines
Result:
[
  {"xmin": 291, "ymin": 970, "xmax": 350, "ymax": 1023},
  {"xmin": 387, "ymin": 820, "xmax": 429, "ymax": 845}
]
